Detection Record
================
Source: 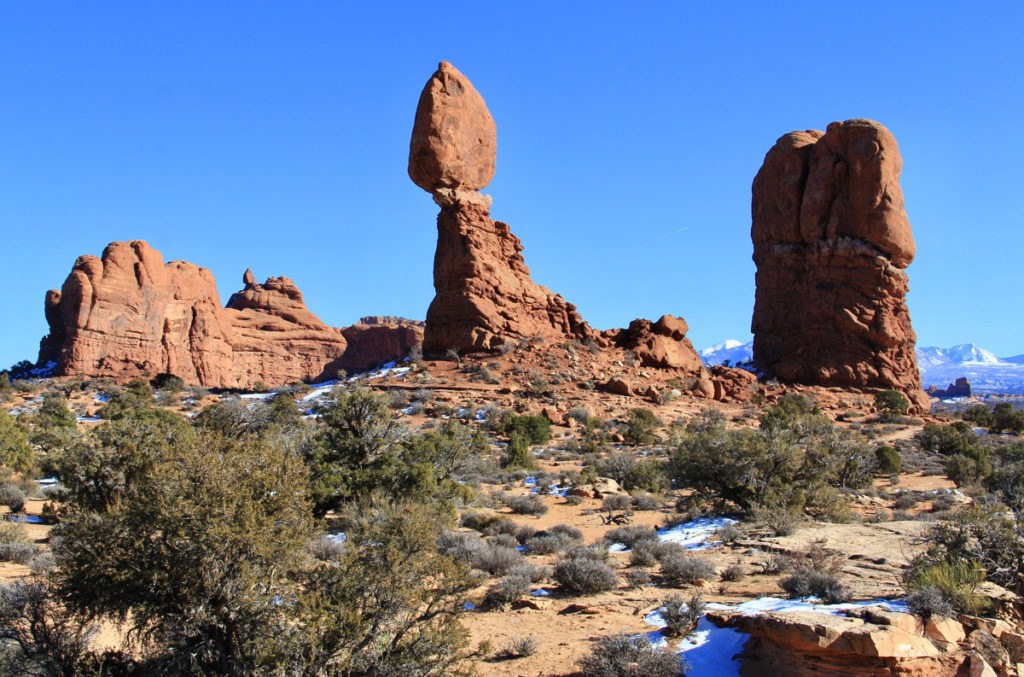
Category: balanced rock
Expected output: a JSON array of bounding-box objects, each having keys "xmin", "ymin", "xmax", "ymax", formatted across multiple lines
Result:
[
  {"xmin": 39, "ymin": 241, "xmax": 420, "ymax": 389},
  {"xmin": 410, "ymin": 62, "xmax": 597, "ymax": 353},
  {"xmin": 409, "ymin": 61, "xmax": 497, "ymax": 193},
  {"xmin": 750, "ymin": 119, "xmax": 925, "ymax": 409}
]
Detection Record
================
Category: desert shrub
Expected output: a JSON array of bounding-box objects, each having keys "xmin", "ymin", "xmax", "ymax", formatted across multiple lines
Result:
[
  {"xmin": 942, "ymin": 442, "xmax": 992, "ymax": 486},
  {"xmin": 150, "ymin": 373, "xmax": 184, "ymax": 393},
  {"xmin": 631, "ymin": 491, "xmax": 660, "ymax": 511},
  {"xmin": 605, "ymin": 525, "xmax": 658, "ymax": 550},
  {"xmin": 781, "ymin": 567, "xmax": 850, "ymax": 603},
  {"xmin": 503, "ymin": 493, "xmax": 548, "ymax": 517},
  {"xmin": 51, "ymin": 429, "xmax": 317, "ymax": 674},
  {"xmin": 546, "ymin": 523, "xmax": 583, "ymax": 542},
  {"xmin": 569, "ymin": 407, "xmax": 591, "ymax": 425},
  {"xmin": 460, "ymin": 511, "xmax": 503, "ymax": 532},
  {"xmin": 28, "ymin": 551, "xmax": 55, "ymax": 575},
  {"xmin": 0, "ymin": 521, "xmax": 30, "ymax": 546},
  {"xmin": 716, "ymin": 523, "xmax": 742, "ymax": 545},
  {"xmin": 304, "ymin": 389, "xmax": 472, "ymax": 515},
  {"xmin": 670, "ymin": 402, "xmax": 871, "ymax": 520},
  {"xmin": 622, "ymin": 408, "xmax": 657, "ymax": 446},
  {"xmin": 779, "ymin": 538, "xmax": 844, "ymax": 576},
  {"xmin": 917, "ymin": 422, "xmax": 977, "ymax": 456},
  {"xmin": 660, "ymin": 592, "xmax": 705, "ymax": 637},
  {"xmin": 0, "ymin": 542, "xmax": 37, "ymax": 565},
  {"xmin": 0, "ymin": 483, "xmax": 26, "ymax": 513},
  {"xmin": 752, "ymin": 501, "xmax": 802, "ymax": 536},
  {"xmin": 622, "ymin": 569, "xmax": 651, "ymax": 588},
  {"xmin": 0, "ymin": 413, "xmax": 33, "ymax": 473},
  {"xmin": 720, "ymin": 563, "xmax": 745, "ymax": 582},
  {"xmin": 488, "ymin": 533, "xmax": 518, "ymax": 549},
  {"xmin": 96, "ymin": 378, "xmax": 155, "ymax": 420},
  {"xmin": 660, "ymin": 551, "xmax": 715, "ymax": 585},
  {"xmin": 513, "ymin": 523, "xmax": 537, "ymax": 545},
  {"xmin": 629, "ymin": 540, "xmax": 664, "ymax": 567},
  {"xmin": 472, "ymin": 543, "xmax": 524, "ymax": 576},
  {"xmin": 624, "ymin": 459, "xmax": 669, "ymax": 493},
  {"xmin": 307, "ymin": 535, "xmax": 347, "ymax": 562},
  {"xmin": 505, "ymin": 415, "xmax": 552, "ymax": 444},
  {"xmin": 893, "ymin": 491, "xmax": 922, "ymax": 510},
  {"xmin": 503, "ymin": 432, "xmax": 536, "ymax": 470},
  {"xmin": 875, "ymin": 445, "xmax": 902, "ymax": 475},
  {"xmin": 438, "ymin": 530, "xmax": 486, "ymax": 564},
  {"xmin": 874, "ymin": 390, "xmax": 910, "ymax": 418},
  {"xmin": 0, "ymin": 581, "xmax": 111, "ymax": 677},
  {"xmin": 564, "ymin": 493, "xmax": 583, "ymax": 506},
  {"xmin": 484, "ymin": 574, "xmax": 531, "ymax": 607},
  {"xmin": 502, "ymin": 636, "xmax": 537, "ymax": 659},
  {"xmin": 576, "ymin": 632, "xmax": 684, "ymax": 677},
  {"xmin": 912, "ymin": 504, "xmax": 1023, "ymax": 594},
  {"xmin": 904, "ymin": 559, "xmax": 987, "ymax": 616},
  {"xmin": 905, "ymin": 585, "xmax": 956, "ymax": 618},
  {"xmin": 507, "ymin": 563, "xmax": 550, "ymax": 584},
  {"xmin": 962, "ymin": 405, "xmax": 993, "ymax": 428},
  {"xmin": 991, "ymin": 403, "xmax": 1024, "ymax": 435},
  {"xmin": 554, "ymin": 556, "xmax": 619, "ymax": 595}
]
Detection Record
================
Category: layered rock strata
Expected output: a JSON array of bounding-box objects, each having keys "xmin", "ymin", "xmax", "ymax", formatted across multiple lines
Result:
[
  {"xmin": 38, "ymin": 241, "xmax": 420, "ymax": 388},
  {"xmin": 751, "ymin": 119, "xmax": 925, "ymax": 407}
]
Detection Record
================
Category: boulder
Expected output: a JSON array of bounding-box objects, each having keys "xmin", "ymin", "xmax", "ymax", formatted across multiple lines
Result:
[
  {"xmin": 616, "ymin": 316, "xmax": 704, "ymax": 371},
  {"xmin": 750, "ymin": 120, "xmax": 926, "ymax": 412},
  {"xmin": 409, "ymin": 61, "xmax": 496, "ymax": 193}
]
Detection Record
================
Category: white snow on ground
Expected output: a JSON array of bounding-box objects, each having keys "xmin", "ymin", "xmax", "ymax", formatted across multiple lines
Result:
[
  {"xmin": 641, "ymin": 595, "xmax": 910, "ymax": 675},
  {"xmin": 607, "ymin": 517, "xmax": 737, "ymax": 553},
  {"xmin": 239, "ymin": 392, "xmax": 275, "ymax": 400},
  {"xmin": 76, "ymin": 416, "xmax": 103, "ymax": 423}
]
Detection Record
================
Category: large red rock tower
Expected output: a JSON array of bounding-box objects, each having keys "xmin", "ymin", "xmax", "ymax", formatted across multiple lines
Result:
[{"xmin": 750, "ymin": 119, "xmax": 926, "ymax": 408}]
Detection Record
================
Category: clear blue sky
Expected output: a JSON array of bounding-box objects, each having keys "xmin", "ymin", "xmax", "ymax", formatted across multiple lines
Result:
[{"xmin": 2, "ymin": 1, "xmax": 1022, "ymax": 368}]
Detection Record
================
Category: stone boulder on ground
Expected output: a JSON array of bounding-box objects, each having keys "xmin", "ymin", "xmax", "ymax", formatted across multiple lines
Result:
[{"xmin": 750, "ymin": 119, "xmax": 927, "ymax": 412}]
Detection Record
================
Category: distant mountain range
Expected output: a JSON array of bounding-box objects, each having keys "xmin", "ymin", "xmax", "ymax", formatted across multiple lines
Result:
[{"xmin": 699, "ymin": 341, "xmax": 1024, "ymax": 395}]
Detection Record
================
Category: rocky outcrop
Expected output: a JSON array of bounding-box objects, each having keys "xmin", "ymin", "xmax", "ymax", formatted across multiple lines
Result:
[
  {"xmin": 751, "ymin": 120, "xmax": 926, "ymax": 410},
  {"xmin": 38, "ymin": 241, "xmax": 420, "ymax": 388},
  {"xmin": 708, "ymin": 606, "xmax": 990, "ymax": 677},
  {"xmin": 410, "ymin": 61, "xmax": 599, "ymax": 354},
  {"xmin": 407, "ymin": 61, "xmax": 732, "ymax": 400},
  {"xmin": 927, "ymin": 377, "xmax": 972, "ymax": 399},
  {"xmin": 612, "ymin": 315, "xmax": 704, "ymax": 371}
]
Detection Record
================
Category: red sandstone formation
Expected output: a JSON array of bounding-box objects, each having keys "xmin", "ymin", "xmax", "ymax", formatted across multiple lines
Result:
[
  {"xmin": 926, "ymin": 377, "xmax": 972, "ymax": 399},
  {"xmin": 407, "ymin": 61, "xmax": 743, "ymax": 399},
  {"xmin": 409, "ymin": 62, "xmax": 599, "ymax": 353},
  {"xmin": 750, "ymin": 119, "xmax": 926, "ymax": 409},
  {"xmin": 38, "ymin": 241, "xmax": 420, "ymax": 389}
]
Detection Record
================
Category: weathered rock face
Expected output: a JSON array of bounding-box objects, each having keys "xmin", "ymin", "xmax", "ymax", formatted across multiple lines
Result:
[
  {"xmin": 423, "ymin": 189, "xmax": 597, "ymax": 352},
  {"xmin": 708, "ymin": 607, "xmax": 978, "ymax": 677},
  {"xmin": 409, "ymin": 61, "xmax": 497, "ymax": 193},
  {"xmin": 39, "ymin": 241, "xmax": 420, "ymax": 389},
  {"xmin": 751, "ymin": 119, "xmax": 925, "ymax": 408},
  {"xmin": 410, "ymin": 63, "xmax": 598, "ymax": 353},
  {"xmin": 614, "ymin": 315, "xmax": 704, "ymax": 371}
]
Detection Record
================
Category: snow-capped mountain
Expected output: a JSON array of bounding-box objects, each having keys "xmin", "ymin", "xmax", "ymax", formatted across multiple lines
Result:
[
  {"xmin": 700, "ymin": 340, "xmax": 1024, "ymax": 394},
  {"xmin": 699, "ymin": 340, "xmax": 753, "ymax": 366},
  {"xmin": 916, "ymin": 344, "xmax": 1024, "ymax": 394}
]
